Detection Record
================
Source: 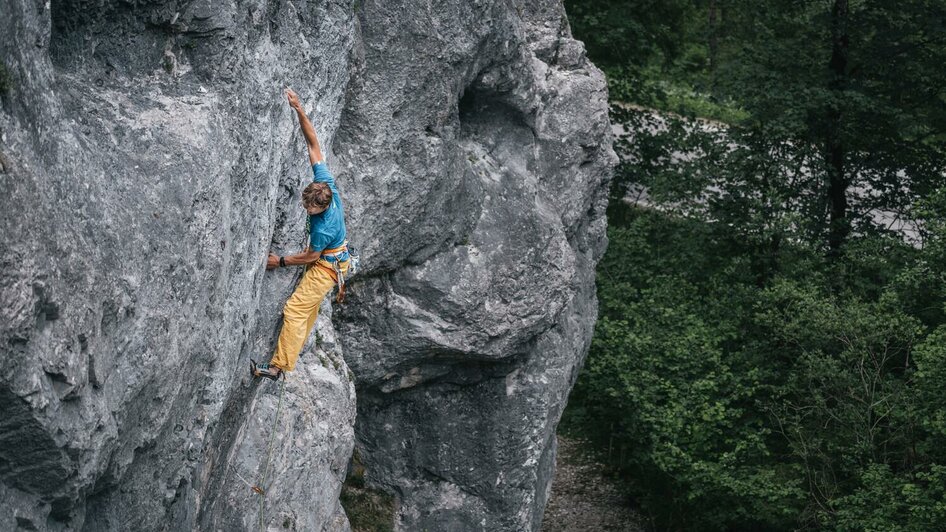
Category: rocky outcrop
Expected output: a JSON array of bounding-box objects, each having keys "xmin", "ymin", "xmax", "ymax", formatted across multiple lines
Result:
[
  {"xmin": 0, "ymin": 0, "xmax": 613, "ymax": 530},
  {"xmin": 333, "ymin": 3, "xmax": 612, "ymax": 530}
]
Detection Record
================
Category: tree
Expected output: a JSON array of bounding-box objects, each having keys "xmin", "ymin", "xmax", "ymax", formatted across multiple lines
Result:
[
  {"xmin": 715, "ymin": 0, "xmax": 946, "ymax": 255},
  {"xmin": 565, "ymin": 1, "xmax": 946, "ymax": 529}
]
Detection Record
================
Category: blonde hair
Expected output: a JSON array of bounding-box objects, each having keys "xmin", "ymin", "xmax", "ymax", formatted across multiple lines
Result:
[{"xmin": 302, "ymin": 182, "xmax": 332, "ymax": 210}]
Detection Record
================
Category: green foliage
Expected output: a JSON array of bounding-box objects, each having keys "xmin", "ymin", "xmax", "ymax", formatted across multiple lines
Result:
[
  {"xmin": 339, "ymin": 483, "xmax": 396, "ymax": 532},
  {"xmin": 565, "ymin": 197, "xmax": 946, "ymax": 529},
  {"xmin": 606, "ymin": 70, "xmax": 748, "ymax": 124},
  {"xmin": 564, "ymin": 1, "xmax": 946, "ymax": 528},
  {"xmin": 828, "ymin": 463, "xmax": 946, "ymax": 532},
  {"xmin": 339, "ymin": 451, "xmax": 396, "ymax": 532},
  {"xmin": 563, "ymin": 0, "xmax": 695, "ymax": 71},
  {"xmin": 576, "ymin": 0, "xmax": 946, "ymax": 251}
]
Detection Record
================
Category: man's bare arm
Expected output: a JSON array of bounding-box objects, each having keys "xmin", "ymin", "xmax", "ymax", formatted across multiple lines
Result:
[
  {"xmin": 286, "ymin": 88, "xmax": 324, "ymax": 165},
  {"xmin": 266, "ymin": 250, "xmax": 322, "ymax": 270}
]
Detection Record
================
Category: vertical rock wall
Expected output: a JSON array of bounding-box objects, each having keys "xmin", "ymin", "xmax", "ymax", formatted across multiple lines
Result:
[
  {"xmin": 0, "ymin": 0, "xmax": 358, "ymax": 529},
  {"xmin": 0, "ymin": 0, "xmax": 613, "ymax": 529},
  {"xmin": 333, "ymin": 1, "xmax": 614, "ymax": 530}
]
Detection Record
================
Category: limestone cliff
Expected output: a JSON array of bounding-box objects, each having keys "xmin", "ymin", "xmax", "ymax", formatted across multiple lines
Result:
[{"xmin": 0, "ymin": 0, "xmax": 613, "ymax": 530}]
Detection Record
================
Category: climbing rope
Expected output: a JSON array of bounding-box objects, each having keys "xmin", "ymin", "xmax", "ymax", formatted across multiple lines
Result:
[
  {"xmin": 252, "ymin": 377, "xmax": 287, "ymax": 530},
  {"xmin": 251, "ymin": 211, "xmax": 308, "ymax": 527}
]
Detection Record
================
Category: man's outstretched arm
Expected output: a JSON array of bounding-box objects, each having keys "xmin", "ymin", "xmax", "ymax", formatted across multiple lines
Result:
[
  {"xmin": 286, "ymin": 88, "xmax": 323, "ymax": 165},
  {"xmin": 266, "ymin": 250, "xmax": 322, "ymax": 270}
]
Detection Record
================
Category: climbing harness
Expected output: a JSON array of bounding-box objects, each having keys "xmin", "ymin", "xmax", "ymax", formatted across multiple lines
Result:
[
  {"xmin": 251, "ymin": 377, "xmax": 287, "ymax": 530},
  {"xmin": 304, "ymin": 211, "xmax": 361, "ymax": 303},
  {"xmin": 315, "ymin": 240, "xmax": 359, "ymax": 303}
]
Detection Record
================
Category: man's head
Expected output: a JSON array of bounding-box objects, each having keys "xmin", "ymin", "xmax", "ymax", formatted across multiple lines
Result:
[{"xmin": 302, "ymin": 182, "xmax": 332, "ymax": 215}]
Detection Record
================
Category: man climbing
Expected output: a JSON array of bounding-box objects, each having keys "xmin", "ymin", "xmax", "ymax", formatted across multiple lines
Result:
[{"xmin": 250, "ymin": 88, "xmax": 351, "ymax": 381}]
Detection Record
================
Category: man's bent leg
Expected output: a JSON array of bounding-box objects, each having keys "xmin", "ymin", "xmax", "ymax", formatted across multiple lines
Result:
[
  {"xmin": 305, "ymin": 260, "xmax": 351, "ymax": 348},
  {"xmin": 302, "ymin": 260, "xmax": 350, "ymax": 341},
  {"xmin": 270, "ymin": 264, "xmax": 338, "ymax": 372}
]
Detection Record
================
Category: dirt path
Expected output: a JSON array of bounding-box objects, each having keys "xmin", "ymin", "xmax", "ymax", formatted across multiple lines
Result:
[{"xmin": 541, "ymin": 435, "xmax": 645, "ymax": 532}]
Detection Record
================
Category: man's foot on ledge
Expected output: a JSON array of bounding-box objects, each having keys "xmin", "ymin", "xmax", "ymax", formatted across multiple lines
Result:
[{"xmin": 250, "ymin": 359, "xmax": 284, "ymax": 381}]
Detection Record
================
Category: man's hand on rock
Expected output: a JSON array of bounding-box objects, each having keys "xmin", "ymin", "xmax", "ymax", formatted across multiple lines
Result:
[
  {"xmin": 266, "ymin": 253, "xmax": 280, "ymax": 270},
  {"xmin": 286, "ymin": 88, "xmax": 302, "ymax": 111}
]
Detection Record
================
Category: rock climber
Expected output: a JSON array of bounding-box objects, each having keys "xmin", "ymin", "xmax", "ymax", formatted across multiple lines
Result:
[{"xmin": 250, "ymin": 88, "xmax": 351, "ymax": 381}]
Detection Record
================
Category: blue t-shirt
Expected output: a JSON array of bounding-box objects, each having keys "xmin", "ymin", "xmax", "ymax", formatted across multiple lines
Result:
[{"xmin": 309, "ymin": 162, "xmax": 347, "ymax": 261}]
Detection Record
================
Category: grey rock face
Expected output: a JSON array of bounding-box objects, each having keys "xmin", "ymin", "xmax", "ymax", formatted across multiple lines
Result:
[
  {"xmin": 0, "ymin": 0, "xmax": 613, "ymax": 530},
  {"xmin": 199, "ymin": 313, "xmax": 356, "ymax": 532},
  {"xmin": 334, "ymin": 1, "xmax": 613, "ymax": 530},
  {"xmin": 0, "ymin": 0, "xmax": 357, "ymax": 529}
]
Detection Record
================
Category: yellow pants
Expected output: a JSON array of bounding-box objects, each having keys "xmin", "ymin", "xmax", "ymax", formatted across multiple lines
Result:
[{"xmin": 270, "ymin": 259, "xmax": 349, "ymax": 372}]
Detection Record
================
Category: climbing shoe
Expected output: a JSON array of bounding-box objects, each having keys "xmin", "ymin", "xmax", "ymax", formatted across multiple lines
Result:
[{"xmin": 250, "ymin": 359, "xmax": 283, "ymax": 381}]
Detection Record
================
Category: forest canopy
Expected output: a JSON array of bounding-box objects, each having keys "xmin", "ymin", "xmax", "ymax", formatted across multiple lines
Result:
[{"xmin": 562, "ymin": 0, "xmax": 946, "ymax": 529}]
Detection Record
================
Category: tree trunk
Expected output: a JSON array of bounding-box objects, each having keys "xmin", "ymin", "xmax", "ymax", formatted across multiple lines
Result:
[
  {"xmin": 826, "ymin": 0, "xmax": 849, "ymax": 256},
  {"xmin": 708, "ymin": 0, "xmax": 719, "ymax": 72}
]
